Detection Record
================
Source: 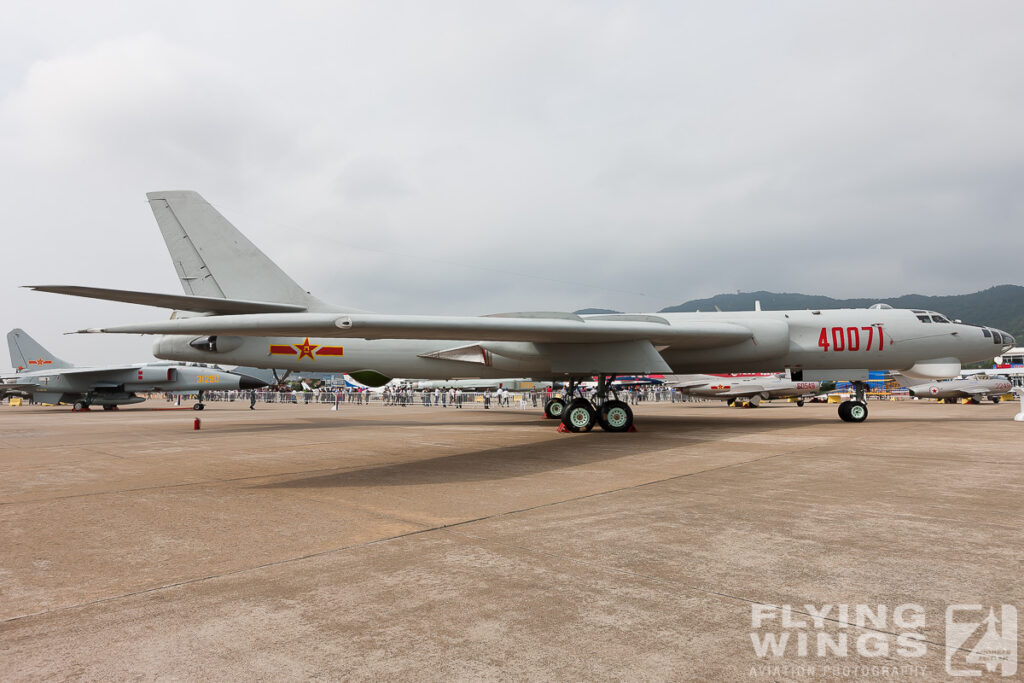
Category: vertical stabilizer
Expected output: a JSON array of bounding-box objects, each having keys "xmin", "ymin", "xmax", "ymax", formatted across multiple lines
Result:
[
  {"xmin": 147, "ymin": 191, "xmax": 331, "ymax": 310},
  {"xmin": 7, "ymin": 329, "xmax": 73, "ymax": 370}
]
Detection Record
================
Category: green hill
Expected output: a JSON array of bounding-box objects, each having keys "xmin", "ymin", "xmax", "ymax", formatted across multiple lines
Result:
[
  {"xmin": 658, "ymin": 285, "xmax": 1024, "ymax": 338},
  {"xmin": 573, "ymin": 308, "xmax": 621, "ymax": 315}
]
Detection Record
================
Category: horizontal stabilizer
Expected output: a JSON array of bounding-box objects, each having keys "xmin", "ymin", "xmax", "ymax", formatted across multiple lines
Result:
[
  {"xmin": 1, "ymin": 381, "xmax": 38, "ymax": 392},
  {"xmin": 27, "ymin": 285, "xmax": 308, "ymax": 315}
]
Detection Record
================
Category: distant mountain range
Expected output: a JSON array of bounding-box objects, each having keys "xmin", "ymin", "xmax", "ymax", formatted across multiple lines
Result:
[{"xmin": 577, "ymin": 285, "xmax": 1024, "ymax": 338}]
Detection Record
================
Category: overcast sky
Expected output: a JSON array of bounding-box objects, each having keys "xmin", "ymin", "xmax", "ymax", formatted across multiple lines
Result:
[{"xmin": 2, "ymin": 1, "xmax": 1022, "ymax": 364}]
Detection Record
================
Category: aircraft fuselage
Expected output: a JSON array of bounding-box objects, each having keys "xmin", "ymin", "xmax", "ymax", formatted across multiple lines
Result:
[{"xmin": 152, "ymin": 308, "xmax": 1010, "ymax": 383}]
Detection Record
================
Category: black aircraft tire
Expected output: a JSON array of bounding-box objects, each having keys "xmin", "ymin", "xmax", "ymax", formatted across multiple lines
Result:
[
  {"xmin": 796, "ymin": 399, "xmax": 805, "ymax": 407},
  {"xmin": 544, "ymin": 398, "xmax": 566, "ymax": 419},
  {"xmin": 846, "ymin": 400, "xmax": 868, "ymax": 423},
  {"xmin": 991, "ymin": 396, "xmax": 1001, "ymax": 404},
  {"xmin": 561, "ymin": 399, "xmax": 596, "ymax": 433},
  {"xmin": 838, "ymin": 401, "xmax": 852, "ymax": 422},
  {"xmin": 73, "ymin": 400, "xmax": 88, "ymax": 411},
  {"xmin": 193, "ymin": 404, "xmax": 205, "ymax": 411},
  {"xmin": 598, "ymin": 400, "xmax": 633, "ymax": 432}
]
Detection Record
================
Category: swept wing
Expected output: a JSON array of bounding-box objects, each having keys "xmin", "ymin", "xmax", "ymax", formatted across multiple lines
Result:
[{"xmin": 74, "ymin": 313, "xmax": 757, "ymax": 348}]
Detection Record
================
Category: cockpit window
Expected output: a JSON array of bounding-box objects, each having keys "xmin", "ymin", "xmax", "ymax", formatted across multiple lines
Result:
[
  {"xmin": 993, "ymin": 331, "xmax": 1003, "ymax": 344},
  {"xmin": 982, "ymin": 328, "xmax": 991, "ymax": 338},
  {"xmin": 916, "ymin": 315, "xmax": 932, "ymax": 323},
  {"xmin": 931, "ymin": 315, "xmax": 951, "ymax": 323}
]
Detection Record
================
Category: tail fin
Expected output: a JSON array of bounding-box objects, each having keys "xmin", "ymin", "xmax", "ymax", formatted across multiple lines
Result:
[
  {"xmin": 146, "ymin": 191, "xmax": 336, "ymax": 310},
  {"xmin": 7, "ymin": 329, "xmax": 73, "ymax": 370}
]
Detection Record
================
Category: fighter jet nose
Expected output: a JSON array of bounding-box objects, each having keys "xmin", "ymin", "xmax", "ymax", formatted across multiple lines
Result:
[{"xmin": 237, "ymin": 374, "xmax": 269, "ymax": 390}]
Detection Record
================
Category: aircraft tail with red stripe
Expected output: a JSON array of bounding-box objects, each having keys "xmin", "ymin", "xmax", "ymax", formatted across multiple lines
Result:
[{"xmin": 7, "ymin": 329, "xmax": 73, "ymax": 371}]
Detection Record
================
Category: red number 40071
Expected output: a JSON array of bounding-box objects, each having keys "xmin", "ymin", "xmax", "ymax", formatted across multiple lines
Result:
[{"xmin": 817, "ymin": 326, "xmax": 883, "ymax": 352}]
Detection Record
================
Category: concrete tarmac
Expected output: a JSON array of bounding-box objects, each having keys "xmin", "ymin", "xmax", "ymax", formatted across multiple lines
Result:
[{"xmin": 1, "ymin": 399, "xmax": 1021, "ymax": 680}]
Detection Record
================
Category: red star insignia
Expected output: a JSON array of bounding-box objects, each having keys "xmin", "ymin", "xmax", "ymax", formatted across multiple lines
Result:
[{"xmin": 295, "ymin": 337, "xmax": 319, "ymax": 361}]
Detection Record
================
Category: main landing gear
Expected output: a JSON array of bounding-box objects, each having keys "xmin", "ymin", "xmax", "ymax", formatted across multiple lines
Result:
[
  {"xmin": 193, "ymin": 390, "xmax": 206, "ymax": 411},
  {"xmin": 552, "ymin": 375, "xmax": 635, "ymax": 433},
  {"xmin": 838, "ymin": 381, "xmax": 868, "ymax": 423},
  {"xmin": 543, "ymin": 396, "xmax": 566, "ymax": 419}
]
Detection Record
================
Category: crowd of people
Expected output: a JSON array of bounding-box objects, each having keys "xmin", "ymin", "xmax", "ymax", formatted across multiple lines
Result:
[{"xmin": 195, "ymin": 383, "xmax": 685, "ymax": 409}]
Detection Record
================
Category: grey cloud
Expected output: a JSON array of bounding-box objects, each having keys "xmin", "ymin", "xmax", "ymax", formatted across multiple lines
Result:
[{"xmin": 2, "ymin": 2, "xmax": 1023, "ymax": 363}]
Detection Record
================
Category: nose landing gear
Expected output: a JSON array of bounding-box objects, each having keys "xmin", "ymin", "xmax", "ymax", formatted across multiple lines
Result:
[{"xmin": 838, "ymin": 381, "xmax": 869, "ymax": 422}]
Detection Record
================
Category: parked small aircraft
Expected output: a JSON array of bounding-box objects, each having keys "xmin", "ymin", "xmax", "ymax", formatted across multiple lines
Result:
[
  {"xmin": 3, "ymin": 328, "xmax": 266, "ymax": 411},
  {"xmin": 27, "ymin": 191, "xmax": 1014, "ymax": 430},
  {"xmin": 892, "ymin": 372, "xmax": 1013, "ymax": 404},
  {"xmin": 670, "ymin": 374, "xmax": 834, "ymax": 407}
]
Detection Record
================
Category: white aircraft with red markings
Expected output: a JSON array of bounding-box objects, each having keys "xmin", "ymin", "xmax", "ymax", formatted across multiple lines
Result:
[
  {"xmin": 892, "ymin": 373, "xmax": 1013, "ymax": 404},
  {"xmin": 671, "ymin": 373, "xmax": 834, "ymax": 407},
  {"xmin": 27, "ymin": 191, "xmax": 1014, "ymax": 431}
]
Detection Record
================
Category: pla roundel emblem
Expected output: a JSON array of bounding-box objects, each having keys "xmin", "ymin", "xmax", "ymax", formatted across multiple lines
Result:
[
  {"xmin": 930, "ymin": 386, "xmax": 939, "ymax": 394},
  {"xmin": 268, "ymin": 338, "xmax": 344, "ymax": 360}
]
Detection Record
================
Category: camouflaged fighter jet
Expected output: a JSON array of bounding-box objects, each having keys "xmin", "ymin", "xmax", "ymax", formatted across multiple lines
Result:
[
  {"xmin": 27, "ymin": 191, "xmax": 1014, "ymax": 431},
  {"xmin": 3, "ymin": 328, "xmax": 266, "ymax": 411},
  {"xmin": 671, "ymin": 374, "xmax": 835, "ymax": 407},
  {"xmin": 892, "ymin": 372, "xmax": 1013, "ymax": 404}
]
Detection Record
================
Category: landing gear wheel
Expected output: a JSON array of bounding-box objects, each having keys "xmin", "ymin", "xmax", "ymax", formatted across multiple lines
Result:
[
  {"xmin": 796, "ymin": 399, "xmax": 805, "ymax": 407},
  {"xmin": 726, "ymin": 398, "xmax": 736, "ymax": 407},
  {"xmin": 598, "ymin": 400, "xmax": 633, "ymax": 432},
  {"xmin": 544, "ymin": 398, "xmax": 566, "ymax": 419},
  {"xmin": 73, "ymin": 400, "xmax": 89, "ymax": 411},
  {"xmin": 561, "ymin": 399, "xmax": 596, "ymax": 432},
  {"xmin": 193, "ymin": 403, "xmax": 205, "ymax": 411},
  {"xmin": 991, "ymin": 396, "xmax": 1001, "ymax": 404},
  {"xmin": 838, "ymin": 400, "xmax": 868, "ymax": 422}
]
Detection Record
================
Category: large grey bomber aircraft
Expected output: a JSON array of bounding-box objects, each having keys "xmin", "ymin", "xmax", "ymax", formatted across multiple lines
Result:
[
  {"xmin": 3, "ymin": 328, "xmax": 266, "ymax": 411},
  {"xmin": 28, "ymin": 191, "xmax": 1015, "ymax": 431}
]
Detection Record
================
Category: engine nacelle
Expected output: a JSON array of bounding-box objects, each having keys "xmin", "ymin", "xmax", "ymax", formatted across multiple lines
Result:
[
  {"xmin": 188, "ymin": 335, "xmax": 244, "ymax": 353},
  {"xmin": 901, "ymin": 358, "xmax": 961, "ymax": 380}
]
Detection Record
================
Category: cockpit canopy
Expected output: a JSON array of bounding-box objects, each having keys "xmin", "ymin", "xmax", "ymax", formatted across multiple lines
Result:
[{"xmin": 911, "ymin": 310, "xmax": 952, "ymax": 324}]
